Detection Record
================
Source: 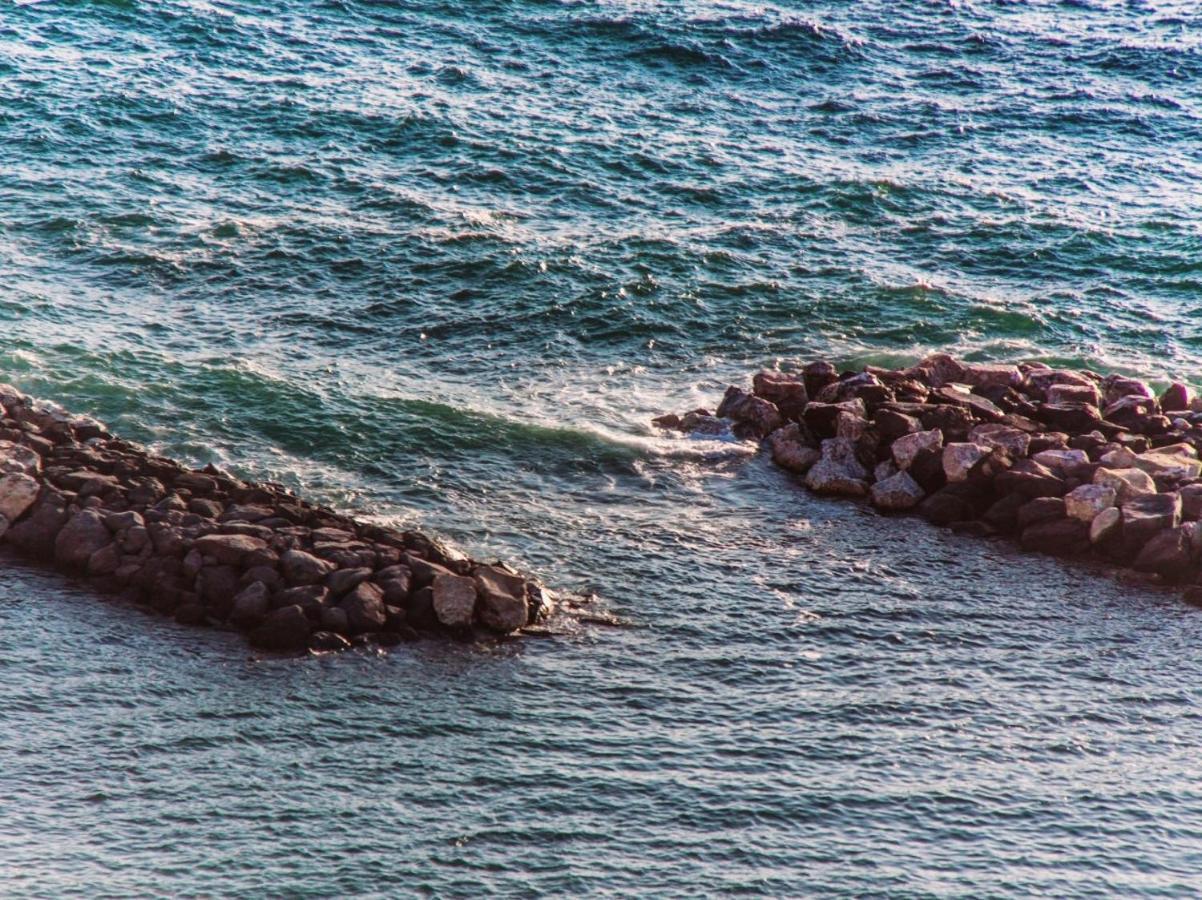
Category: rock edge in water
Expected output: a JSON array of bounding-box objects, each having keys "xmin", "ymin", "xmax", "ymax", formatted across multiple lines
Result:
[
  {"xmin": 0, "ymin": 384, "xmax": 554, "ymax": 653},
  {"xmin": 656, "ymin": 354, "xmax": 1202, "ymax": 607}
]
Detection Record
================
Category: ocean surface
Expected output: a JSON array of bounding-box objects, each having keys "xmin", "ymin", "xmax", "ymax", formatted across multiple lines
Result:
[{"xmin": 3, "ymin": 1, "xmax": 1202, "ymax": 895}]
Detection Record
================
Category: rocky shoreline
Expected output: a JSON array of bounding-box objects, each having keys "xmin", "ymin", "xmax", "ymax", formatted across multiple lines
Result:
[
  {"xmin": 656, "ymin": 354, "xmax": 1202, "ymax": 606},
  {"xmin": 0, "ymin": 384, "xmax": 554, "ymax": 653}
]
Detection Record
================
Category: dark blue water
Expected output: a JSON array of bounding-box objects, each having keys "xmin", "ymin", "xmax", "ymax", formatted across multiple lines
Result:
[{"xmin": 3, "ymin": 1, "xmax": 1202, "ymax": 894}]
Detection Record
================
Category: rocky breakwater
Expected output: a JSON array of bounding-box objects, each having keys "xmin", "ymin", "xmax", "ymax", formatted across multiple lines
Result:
[
  {"xmin": 656, "ymin": 354, "xmax": 1202, "ymax": 605},
  {"xmin": 0, "ymin": 384, "xmax": 553, "ymax": 653}
]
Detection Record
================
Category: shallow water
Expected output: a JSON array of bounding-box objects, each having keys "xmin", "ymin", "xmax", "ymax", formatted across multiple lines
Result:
[{"xmin": 3, "ymin": 1, "xmax": 1202, "ymax": 895}]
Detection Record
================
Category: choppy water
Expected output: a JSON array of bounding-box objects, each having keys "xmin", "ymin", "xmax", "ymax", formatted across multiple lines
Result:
[{"xmin": 3, "ymin": 1, "xmax": 1202, "ymax": 894}]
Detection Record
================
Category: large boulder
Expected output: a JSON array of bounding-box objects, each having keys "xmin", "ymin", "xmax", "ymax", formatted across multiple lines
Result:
[
  {"xmin": 994, "ymin": 460, "xmax": 1066, "ymax": 499},
  {"xmin": 716, "ymin": 386, "xmax": 783, "ymax": 439},
  {"xmin": 5, "ymin": 487, "xmax": 69, "ymax": 558},
  {"xmin": 1037, "ymin": 402, "xmax": 1103, "ymax": 434},
  {"xmin": 1020, "ymin": 518, "xmax": 1090, "ymax": 557},
  {"xmin": 869, "ymin": 471, "xmax": 925, "ymax": 511},
  {"xmin": 803, "ymin": 399, "xmax": 866, "ymax": 439},
  {"xmin": 192, "ymin": 533, "xmax": 268, "ymax": 567},
  {"xmin": 54, "ymin": 509, "xmax": 111, "ymax": 569},
  {"xmin": 432, "ymin": 573, "xmax": 478, "ymax": 627},
  {"xmin": 1016, "ymin": 497, "xmax": 1067, "ymax": 531},
  {"xmin": 475, "ymin": 565, "xmax": 529, "ymax": 632},
  {"xmin": 804, "ymin": 438, "xmax": 869, "ymax": 497},
  {"xmin": 969, "ymin": 424, "xmax": 1030, "ymax": 458},
  {"xmin": 942, "ymin": 443, "xmax": 989, "ymax": 483},
  {"xmin": 229, "ymin": 581, "xmax": 271, "ymax": 628},
  {"xmin": 1064, "ymin": 484, "xmax": 1117, "ymax": 523},
  {"xmin": 1133, "ymin": 527, "xmax": 1195, "ymax": 582},
  {"xmin": 1121, "ymin": 492, "xmax": 1182, "ymax": 552},
  {"xmin": 767, "ymin": 425, "xmax": 819, "ymax": 474},
  {"xmin": 1094, "ymin": 467, "xmax": 1156, "ymax": 503},
  {"xmin": 340, "ymin": 581, "xmax": 387, "ymax": 634},
  {"xmin": 0, "ymin": 473, "xmax": 39, "ymax": 523},
  {"xmin": 1031, "ymin": 448, "xmax": 1089, "ymax": 473},
  {"xmin": 752, "ymin": 372, "xmax": 808, "ymax": 420},
  {"xmin": 249, "ymin": 605, "xmax": 311, "ymax": 652},
  {"xmin": 1161, "ymin": 382, "xmax": 1192, "ymax": 413},
  {"xmin": 1090, "ymin": 507, "xmax": 1121, "ymax": 545},
  {"xmin": 280, "ymin": 549, "xmax": 337, "ymax": 586},
  {"xmin": 893, "ymin": 428, "xmax": 944, "ymax": 470}
]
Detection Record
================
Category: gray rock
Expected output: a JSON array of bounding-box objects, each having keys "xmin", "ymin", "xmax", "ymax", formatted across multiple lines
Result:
[
  {"xmin": 229, "ymin": 581, "xmax": 271, "ymax": 627},
  {"xmin": 869, "ymin": 471, "xmax": 925, "ymax": 511},
  {"xmin": 1064, "ymin": 484, "xmax": 1117, "ymax": 523},
  {"xmin": 249, "ymin": 605, "xmax": 311, "ymax": 652},
  {"xmin": 767, "ymin": 425, "xmax": 819, "ymax": 474},
  {"xmin": 3, "ymin": 487, "xmax": 67, "ymax": 558},
  {"xmin": 892, "ymin": 429, "xmax": 943, "ymax": 470},
  {"xmin": 325, "ymin": 566, "xmax": 372, "ymax": 597},
  {"xmin": 1122, "ymin": 492, "xmax": 1182, "ymax": 552},
  {"xmin": 1090, "ymin": 506, "xmax": 1121, "ymax": 545},
  {"xmin": 1133, "ymin": 527, "xmax": 1195, "ymax": 582},
  {"xmin": 0, "ymin": 473, "xmax": 40, "ymax": 523},
  {"xmin": 804, "ymin": 437, "xmax": 869, "ymax": 497},
  {"xmin": 280, "ymin": 548, "xmax": 336, "ymax": 586},
  {"xmin": 55, "ymin": 509, "xmax": 112, "ymax": 569},
  {"xmin": 942, "ymin": 443, "xmax": 990, "ymax": 483},
  {"xmin": 475, "ymin": 565, "xmax": 529, "ymax": 632},
  {"xmin": 432, "ymin": 573, "xmax": 478, "ymax": 627},
  {"xmin": 193, "ymin": 533, "xmax": 268, "ymax": 566},
  {"xmin": 340, "ymin": 581, "xmax": 386, "ymax": 634}
]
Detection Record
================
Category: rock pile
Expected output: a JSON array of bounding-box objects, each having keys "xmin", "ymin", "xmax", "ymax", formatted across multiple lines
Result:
[
  {"xmin": 0, "ymin": 384, "xmax": 553, "ymax": 652},
  {"xmin": 656, "ymin": 354, "xmax": 1202, "ymax": 604}
]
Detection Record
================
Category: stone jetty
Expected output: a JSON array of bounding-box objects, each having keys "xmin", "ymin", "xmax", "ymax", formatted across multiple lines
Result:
[
  {"xmin": 0, "ymin": 383, "xmax": 553, "ymax": 653},
  {"xmin": 656, "ymin": 354, "xmax": 1202, "ymax": 605}
]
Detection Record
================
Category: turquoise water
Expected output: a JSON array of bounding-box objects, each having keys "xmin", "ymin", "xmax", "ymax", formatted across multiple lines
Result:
[{"xmin": 3, "ymin": 1, "xmax": 1202, "ymax": 894}]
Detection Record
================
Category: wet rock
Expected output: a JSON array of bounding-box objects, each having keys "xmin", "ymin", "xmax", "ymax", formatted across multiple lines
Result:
[
  {"xmin": 716, "ymin": 386, "xmax": 783, "ymax": 439},
  {"xmin": 1020, "ymin": 518, "xmax": 1089, "ymax": 557},
  {"xmin": 432, "ymin": 573, "xmax": 479, "ymax": 627},
  {"xmin": 174, "ymin": 603, "xmax": 207, "ymax": 626},
  {"xmin": 6, "ymin": 487, "xmax": 69, "ymax": 558},
  {"xmin": 1133, "ymin": 527, "xmax": 1195, "ymax": 582},
  {"xmin": 1016, "ymin": 497, "xmax": 1067, "ymax": 531},
  {"xmin": 319, "ymin": 606, "xmax": 349, "ymax": 635},
  {"xmin": 55, "ymin": 509, "xmax": 111, "ymax": 569},
  {"xmin": 980, "ymin": 493, "xmax": 1024, "ymax": 533},
  {"xmin": 341, "ymin": 581, "xmax": 387, "ymax": 634},
  {"xmin": 249, "ymin": 605, "xmax": 311, "ymax": 652},
  {"xmin": 802, "ymin": 400, "xmax": 866, "ymax": 440},
  {"xmin": 767, "ymin": 425, "xmax": 819, "ymax": 474},
  {"xmin": 1064, "ymin": 484, "xmax": 1117, "ymax": 523},
  {"xmin": 1122, "ymin": 492, "xmax": 1182, "ymax": 553},
  {"xmin": 893, "ymin": 428, "xmax": 943, "ymax": 470},
  {"xmin": 280, "ymin": 548, "xmax": 336, "ymax": 586},
  {"xmin": 752, "ymin": 371, "xmax": 808, "ymax": 420},
  {"xmin": 942, "ymin": 443, "xmax": 989, "ymax": 483},
  {"xmin": 917, "ymin": 485, "xmax": 978, "ymax": 526},
  {"xmin": 309, "ymin": 631, "xmax": 352, "ymax": 653},
  {"xmin": 869, "ymin": 471, "xmax": 925, "ymax": 511},
  {"xmin": 229, "ymin": 581, "xmax": 271, "ymax": 627},
  {"xmin": 1161, "ymin": 382, "xmax": 1192, "ymax": 413},
  {"xmin": 959, "ymin": 363, "xmax": 1022, "ymax": 390},
  {"xmin": 1103, "ymin": 375, "xmax": 1154, "ymax": 406},
  {"xmin": 804, "ymin": 438, "xmax": 869, "ymax": 497},
  {"xmin": 475, "ymin": 565, "xmax": 529, "ymax": 632},
  {"xmin": 802, "ymin": 361, "xmax": 839, "ymax": 397}
]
